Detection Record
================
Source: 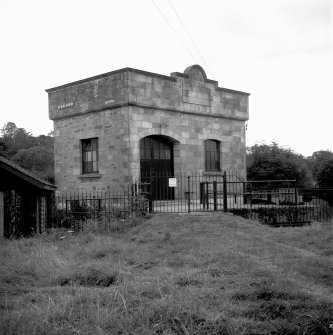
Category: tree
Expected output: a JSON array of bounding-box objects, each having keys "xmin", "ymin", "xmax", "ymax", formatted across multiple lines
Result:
[
  {"xmin": 0, "ymin": 122, "xmax": 54, "ymax": 183},
  {"xmin": 11, "ymin": 146, "xmax": 54, "ymax": 183},
  {"xmin": 1, "ymin": 122, "xmax": 17, "ymax": 137},
  {"xmin": 34, "ymin": 134, "xmax": 54, "ymax": 148},
  {"xmin": 247, "ymin": 142, "xmax": 312, "ymax": 186},
  {"xmin": 308, "ymin": 150, "xmax": 333, "ymax": 185},
  {"xmin": 0, "ymin": 122, "xmax": 35, "ymax": 158},
  {"xmin": 315, "ymin": 159, "xmax": 333, "ymax": 188}
]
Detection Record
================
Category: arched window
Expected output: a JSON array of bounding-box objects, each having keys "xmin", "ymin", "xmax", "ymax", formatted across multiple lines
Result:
[{"xmin": 205, "ymin": 139, "xmax": 220, "ymax": 171}]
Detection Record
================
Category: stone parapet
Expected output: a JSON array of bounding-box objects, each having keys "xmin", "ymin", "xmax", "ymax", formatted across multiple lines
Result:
[{"xmin": 47, "ymin": 65, "xmax": 249, "ymax": 122}]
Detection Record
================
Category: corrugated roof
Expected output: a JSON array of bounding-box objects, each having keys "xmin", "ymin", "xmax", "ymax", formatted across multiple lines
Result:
[{"xmin": 0, "ymin": 155, "xmax": 56, "ymax": 191}]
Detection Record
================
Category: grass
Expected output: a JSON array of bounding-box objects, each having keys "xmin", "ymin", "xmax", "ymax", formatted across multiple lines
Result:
[{"xmin": 0, "ymin": 213, "xmax": 332, "ymax": 334}]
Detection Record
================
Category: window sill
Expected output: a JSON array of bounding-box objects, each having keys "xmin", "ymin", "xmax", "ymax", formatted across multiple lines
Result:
[{"xmin": 78, "ymin": 173, "xmax": 102, "ymax": 179}]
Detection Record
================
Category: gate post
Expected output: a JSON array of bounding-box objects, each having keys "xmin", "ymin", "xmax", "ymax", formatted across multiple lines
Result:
[
  {"xmin": 206, "ymin": 182, "xmax": 209, "ymax": 209},
  {"xmin": 66, "ymin": 195, "xmax": 70, "ymax": 229},
  {"xmin": 213, "ymin": 181, "xmax": 217, "ymax": 211},
  {"xmin": 148, "ymin": 175, "xmax": 153, "ymax": 213},
  {"xmin": 200, "ymin": 182, "xmax": 207, "ymax": 209},
  {"xmin": 187, "ymin": 176, "xmax": 191, "ymax": 213},
  {"xmin": 200, "ymin": 182, "xmax": 204, "ymax": 205},
  {"xmin": 0, "ymin": 192, "xmax": 4, "ymax": 238},
  {"xmin": 223, "ymin": 171, "xmax": 228, "ymax": 212}
]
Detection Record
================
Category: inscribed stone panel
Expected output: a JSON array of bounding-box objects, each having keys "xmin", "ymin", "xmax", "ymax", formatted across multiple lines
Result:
[{"xmin": 182, "ymin": 83, "xmax": 211, "ymax": 107}]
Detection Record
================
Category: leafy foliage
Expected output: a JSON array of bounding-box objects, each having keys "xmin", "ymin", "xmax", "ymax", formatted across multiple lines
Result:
[
  {"xmin": 0, "ymin": 122, "xmax": 35, "ymax": 157},
  {"xmin": 3, "ymin": 190, "xmax": 35, "ymax": 238},
  {"xmin": 247, "ymin": 142, "xmax": 312, "ymax": 187},
  {"xmin": 0, "ymin": 122, "xmax": 54, "ymax": 183},
  {"xmin": 229, "ymin": 206, "xmax": 314, "ymax": 226},
  {"xmin": 308, "ymin": 150, "xmax": 333, "ymax": 176},
  {"xmin": 11, "ymin": 145, "xmax": 54, "ymax": 182},
  {"xmin": 315, "ymin": 159, "xmax": 333, "ymax": 188},
  {"xmin": 308, "ymin": 151, "xmax": 333, "ymax": 187}
]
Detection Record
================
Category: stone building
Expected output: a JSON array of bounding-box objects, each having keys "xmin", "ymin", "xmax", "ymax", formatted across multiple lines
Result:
[{"xmin": 46, "ymin": 65, "xmax": 249, "ymax": 196}]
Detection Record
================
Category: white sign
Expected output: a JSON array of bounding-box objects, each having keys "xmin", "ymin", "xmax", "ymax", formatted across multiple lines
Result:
[
  {"xmin": 168, "ymin": 178, "xmax": 177, "ymax": 187},
  {"xmin": 57, "ymin": 102, "xmax": 74, "ymax": 110}
]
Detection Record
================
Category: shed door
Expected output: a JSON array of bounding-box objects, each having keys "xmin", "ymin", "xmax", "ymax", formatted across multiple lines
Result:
[{"xmin": 140, "ymin": 136, "xmax": 174, "ymax": 200}]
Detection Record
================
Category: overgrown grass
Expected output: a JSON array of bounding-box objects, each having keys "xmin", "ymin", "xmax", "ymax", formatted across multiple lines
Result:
[{"xmin": 0, "ymin": 213, "xmax": 332, "ymax": 334}]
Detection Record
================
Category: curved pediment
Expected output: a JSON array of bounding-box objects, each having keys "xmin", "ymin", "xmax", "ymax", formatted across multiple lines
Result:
[{"xmin": 184, "ymin": 65, "xmax": 207, "ymax": 82}]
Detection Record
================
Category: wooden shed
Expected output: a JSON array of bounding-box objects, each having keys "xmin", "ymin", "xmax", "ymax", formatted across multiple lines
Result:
[{"xmin": 0, "ymin": 156, "xmax": 56, "ymax": 238}]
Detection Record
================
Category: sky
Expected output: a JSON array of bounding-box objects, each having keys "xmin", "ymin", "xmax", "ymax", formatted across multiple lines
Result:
[{"xmin": 0, "ymin": 0, "xmax": 332, "ymax": 157}]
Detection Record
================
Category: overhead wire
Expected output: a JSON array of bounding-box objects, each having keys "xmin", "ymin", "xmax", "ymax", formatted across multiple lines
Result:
[
  {"xmin": 168, "ymin": 0, "xmax": 213, "ymax": 78},
  {"xmin": 151, "ymin": 0, "xmax": 200, "ymax": 65}
]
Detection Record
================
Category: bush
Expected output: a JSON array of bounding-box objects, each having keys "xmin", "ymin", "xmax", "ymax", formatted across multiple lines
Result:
[
  {"xmin": 316, "ymin": 159, "xmax": 333, "ymax": 188},
  {"xmin": 229, "ymin": 206, "xmax": 313, "ymax": 226},
  {"xmin": 47, "ymin": 195, "xmax": 150, "ymax": 231},
  {"xmin": 247, "ymin": 142, "xmax": 312, "ymax": 187},
  {"xmin": 130, "ymin": 195, "xmax": 149, "ymax": 217}
]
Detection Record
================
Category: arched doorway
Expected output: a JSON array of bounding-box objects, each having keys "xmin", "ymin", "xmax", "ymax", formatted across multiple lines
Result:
[{"xmin": 140, "ymin": 135, "xmax": 174, "ymax": 200}]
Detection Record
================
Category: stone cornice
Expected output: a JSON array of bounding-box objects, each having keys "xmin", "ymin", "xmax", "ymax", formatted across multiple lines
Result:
[
  {"xmin": 45, "ymin": 66, "xmax": 250, "ymax": 96},
  {"xmin": 45, "ymin": 67, "xmax": 177, "ymax": 93},
  {"xmin": 50, "ymin": 101, "xmax": 249, "ymax": 122}
]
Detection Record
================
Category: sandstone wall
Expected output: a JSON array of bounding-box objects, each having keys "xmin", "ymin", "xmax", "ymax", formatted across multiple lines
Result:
[
  {"xmin": 47, "ymin": 65, "xmax": 249, "ymax": 193},
  {"xmin": 128, "ymin": 106, "xmax": 246, "ymax": 180},
  {"xmin": 53, "ymin": 107, "xmax": 130, "ymax": 192}
]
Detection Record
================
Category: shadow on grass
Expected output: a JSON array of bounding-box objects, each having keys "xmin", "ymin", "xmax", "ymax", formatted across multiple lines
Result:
[
  {"xmin": 58, "ymin": 268, "xmax": 120, "ymax": 287},
  {"xmin": 147, "ymin": 308, "xmax": 233, "ymax": 335},
  {"xmin": 232, "ymin": 280, "xmax": 333, "ymax": 334}
]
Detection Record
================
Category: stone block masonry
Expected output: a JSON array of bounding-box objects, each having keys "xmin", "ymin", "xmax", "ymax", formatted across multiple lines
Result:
[{"xmin": 46, "ymin": 65, "xmax": 249, "ymax": 193}]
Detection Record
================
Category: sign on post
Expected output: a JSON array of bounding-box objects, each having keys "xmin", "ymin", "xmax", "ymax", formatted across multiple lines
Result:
[{"xmin": 168, "ymin": 178, "xmax": 177, "ymax": 187}]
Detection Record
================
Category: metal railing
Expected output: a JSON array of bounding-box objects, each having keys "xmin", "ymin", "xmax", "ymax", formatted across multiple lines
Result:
[
  {"xmin": 134, "ymin": 173, "xmax": 333, "ymax": 225},
  {"xmin": 43, "ymin": 173, "xmax": 333, "ymax": 230},
  {"xmin": 46, "ymin": 191, "xmax": 149, "ymax": 230}
]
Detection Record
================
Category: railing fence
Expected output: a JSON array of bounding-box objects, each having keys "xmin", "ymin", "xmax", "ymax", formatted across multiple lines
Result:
[{"xmin": 44, "ymin": 172, "xmax": 333, "ymax": 230}]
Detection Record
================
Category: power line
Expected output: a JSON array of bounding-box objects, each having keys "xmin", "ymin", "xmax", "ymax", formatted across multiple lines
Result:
[
  {"xmin": 168, "ymin": 0, "xmax": 213, "ymax": 78},
  {"xmin": 151, "ymin": 0, "xmax": 200, "ymax": 64}
]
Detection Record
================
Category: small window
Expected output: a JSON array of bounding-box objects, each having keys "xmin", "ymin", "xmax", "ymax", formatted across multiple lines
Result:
[
  {"xmin": 205, "ymin": 139, "xmax": 220, "ymax": 171},
  {"xmin": 81, "ymin": 138, "xmax": 98, "ymax": 173}
]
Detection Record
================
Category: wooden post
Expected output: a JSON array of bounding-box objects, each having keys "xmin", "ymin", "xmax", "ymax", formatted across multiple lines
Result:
[{"xmin": 0, "ymin": 192, "xmax": 4, "ymax": 238}]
